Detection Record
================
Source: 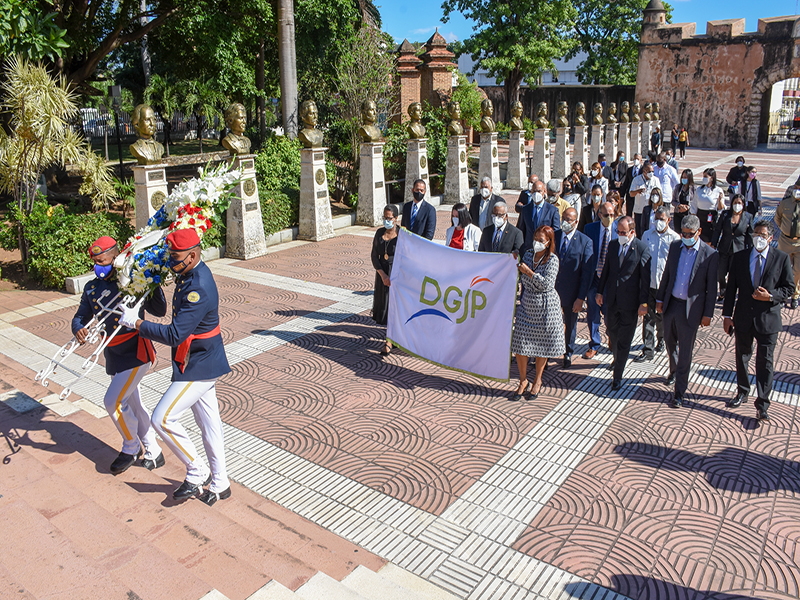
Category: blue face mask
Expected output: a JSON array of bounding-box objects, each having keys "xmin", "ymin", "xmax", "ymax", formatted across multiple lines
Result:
[
  {"xmin": 600, "ymin": 161, "xmax": 607, "ymax": 167},
  {"xmin": 94, "ymin": 263, "xmax": 113, "ymax": 279},
  {"xmin": 682, "ymin": 235, "xmax": 698, "ymax": 248},
  {"xmin": 168, "ymin": 255, "xmax": 190, "ymax": 272}
]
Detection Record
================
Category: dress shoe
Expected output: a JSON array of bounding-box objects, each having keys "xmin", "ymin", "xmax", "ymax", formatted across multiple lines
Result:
[
  {"xmin": 199, "ymin": 486, "xmax": 231, "ymax": 506},
  {"xmin": 666, "ymin": 373, "xmax": 676, "ymax": 386},
  {"xmin": 727, "ymin": 392, "xmax": 746, "ymax": 408},
  {"xmin": 670, "ymin": 396, "xmax": 683, "ymax": 408},
  {"xmin": 757, "ymin": 408, "xmax": 770, "ymax": 422},
  {"xmin": 583, "ymin": 349, "xmax": 597, "ymax": 360},
  {"xmin": 563, "ymin": 356, "xmax": 572, "ymax": 368},
  {"xmin": 173, "ymin": 473, "xmax": 212, "ymax": 501},
  {"xmin": 611, "ymin": 380, "xmax": 622, "ymax": 391},
  {"xmin": 510, "ymin": 382, "xmax": 531, "ymax": 402},
  {"xmin": 141, "ymin": 452, "xmax": 165, "ymax": 471},
  {"xmin": 633, "ymin": 352, "xmax": 653, "ymax": 363},
  {"xmin": 655, "ymin": 341, "xmax": 665, "ymax": 353},
  {"xmin": 791, "ymin": 298, "xmax": 798, "ymax": 310},
  {"xmin": 109, "ymin": 449, "xmax": 142, "ymax": 475}
]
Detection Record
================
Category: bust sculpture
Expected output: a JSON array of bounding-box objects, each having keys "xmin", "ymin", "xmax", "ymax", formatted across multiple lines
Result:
[
  {"xmin": 575, "ymin": 102, "xmax": 587, "ymax": 126},
  {"xmin": 129, "ymin": 104, "xmax": 164, "ymax": 165},
  {"xmin": 644, "ymin": 102, "xmax": 653, "ymax": 121},
  {"xmin": 653, "ymin": 102, "xmax": 660, "ymax": 121},
  {"xmin": 221, "ymin": 102, "xmax": 251, "ymax": 156},
  {"xmin": 607, "ymin": 102, "xmax": 617, "ymax": 124},
  {"xmin": 620, "ymin": 101, "xmax": 630, "ymax": 123},
  {"xmin": 556, "ymin": 102, "xmax": 569, "ymax": 128},
  {"xmin": 509, "ymin": 101, "xmax": 524, "ymax": 131},
  {"xmin": 480, "ymin": 99, "xmax": 495, "ymax": 133},
  {"xmin": 447, "ymin": 101, "xmax": 463, "ymax": 136},
  {"xmin": 298, "ymin": 100, "xmax": 324, "ymax": 148},
  {"xmin": 406, "ymin": 102, "xmax": 426, "ymax": 139},
  {"xmin": 632, "ymin": 101, "xmax": 641, "ymax": 122},
  {"xmin": 358, "ymin": 100, "xmax": 383, "ymax": 142},
  {"xmin": 592, "ymin": 102, "xmax": 604, "ymax": 125},
  {"xmin": 535, "ymin": 102, "xmax": 549, "ymax": 129}
]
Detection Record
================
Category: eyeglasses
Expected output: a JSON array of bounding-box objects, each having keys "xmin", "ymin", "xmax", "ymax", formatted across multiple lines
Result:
[{"xmin": 680, "ymin": 231, "xmax": 698, "ymax": 238}]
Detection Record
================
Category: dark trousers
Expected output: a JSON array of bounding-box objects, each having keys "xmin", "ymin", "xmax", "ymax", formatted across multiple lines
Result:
[
  {"xmin": 587, "ymin": 282, "xmax": 605, "ymax": 351},
  {"xmin": 672, "ymin": 208, "xmax": 689, "ymax": 233},
  {"xmin": 562, "ymin": 303, "xmax": 579, "ymax": 359},
  {"xmin": 663, "ymin": 297, "xmax": 699, "ymax": 398},
  {"xmin": 625, "ymin": 195, "xmax": 635, "ymax": 217},
  {"xmin": 642, "ymin": 287, "xmax": 663, "ymax": 356},
  {"xmin": 717, "ymin": 252, "xmax": 732, "ymax": 298},
  {"xmin": 606, "ymin": 304, "xmax": 638, "ymax": 382},
  {"xmin": 634, "ymin": 212, "xmax": 644, "ymax": 240},
  {"xmin": 678, "ymin": 141, "xmax": 686, "ymax": 158},
  {"xmin": 735, "ymin": 325, "xmax": 778, "ymax": 411},
  {"xmin": 697, "ymin": 209, "xmax": 717, "ymax": 242}
]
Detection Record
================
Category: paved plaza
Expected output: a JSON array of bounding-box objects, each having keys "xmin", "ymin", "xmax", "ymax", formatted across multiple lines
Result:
[{"xmin": 1, "ymin": 147, "xmax": 800, "ymax": 599}]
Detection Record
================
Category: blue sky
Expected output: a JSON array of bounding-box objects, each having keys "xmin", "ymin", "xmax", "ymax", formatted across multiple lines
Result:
[{"xmin": 379, "ymin": 1, "xmax": 799, "ymax": 44}]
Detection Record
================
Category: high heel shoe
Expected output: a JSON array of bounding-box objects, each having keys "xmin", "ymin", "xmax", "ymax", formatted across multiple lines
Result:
[
  {"xmin": 529, "ymin": 383, "xmax": 541, "ymax": 399},
  {"xmin": 380, "ymin": 342, "xmax": 392, "ymax": 356},
  {"xmin": 510, "ymin": 382, "xmax": 531, "ymax": 402}
]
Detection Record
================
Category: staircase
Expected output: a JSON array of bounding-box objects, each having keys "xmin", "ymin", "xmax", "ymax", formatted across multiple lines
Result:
[{"xmin": 0, "ymin": 359, "xmax": 461, "ymax": 600}]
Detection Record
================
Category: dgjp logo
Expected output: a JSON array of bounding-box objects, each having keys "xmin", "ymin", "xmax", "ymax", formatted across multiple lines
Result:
[{"xmin": 405, "ymin": 275, "xmax": 492, "ymax": 324}]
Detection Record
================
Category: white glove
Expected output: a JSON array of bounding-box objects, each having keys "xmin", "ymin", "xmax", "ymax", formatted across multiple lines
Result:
[{"xmin": 119, "ymin": 305, "xmax": 140, "ymax": 329}]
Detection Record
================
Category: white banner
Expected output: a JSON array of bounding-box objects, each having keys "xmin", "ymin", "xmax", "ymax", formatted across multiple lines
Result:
[{"xmin": 387, "ymin": 229, "xmax": 518, "ymax": 380}]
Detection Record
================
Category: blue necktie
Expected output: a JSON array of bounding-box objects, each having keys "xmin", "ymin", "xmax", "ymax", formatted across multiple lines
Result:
[
  {"xmin": 411, "ymin": 202, "xmax": 419, "ymax": 229},
  {"xmin": 533, "ymin": 204, "xmax": 540, "ymax": 230}
]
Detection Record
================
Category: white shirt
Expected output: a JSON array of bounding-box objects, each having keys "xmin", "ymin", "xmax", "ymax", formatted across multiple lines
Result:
[
  {"xmin": 585, "ymin": 177, "xmax": 608, "ymax": 206},
  {"xmin": 478, "ymin": 197, "xmax": 491, "ymax": 229},
  {"xmin": 654, "ymin": 163, "xmax": 680, "ymax": 200},
  {"xmin": 563, "ymin": 193, "xmax": 582, "ymax": 213},
  {"xmin": 445, "ymin": 224, "xmax": 482, "ymax": 252},
  {"xmin": 631, "ymin": 174, "xmax": 662, "ymax": 214},
  {"xmin": 642, "ymin": 226, "xmax": 680, "ymax": 289},
  {"xmin": 693, "ymin": 184, "xmax": 726, "ymax": 212}
]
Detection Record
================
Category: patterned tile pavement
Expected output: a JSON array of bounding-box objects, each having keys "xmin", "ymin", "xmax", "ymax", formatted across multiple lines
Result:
[{"xmin": 2, "ymin": 147, "xmax": 800, "ymax": 599}]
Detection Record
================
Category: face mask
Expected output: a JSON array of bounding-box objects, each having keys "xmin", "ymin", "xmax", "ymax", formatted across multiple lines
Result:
[
  {"xmin": 600, "ymin": 161, "xmax": 607, "ymax": 167},
  {"xmin": 748, "ymin": 173, "xmax": 756, "ymax": 180},
  {"xmin": 620, "ymin": 233, "xmax": 631, "ymax": 247},
  {"xmin": 732, "ymin": 203, "xmax": 743, "ymax": 214},
  {"xmin": 592, "ymin": 195, "xmax": 602, "ymax": 205},
  {"xmin": 655, "ymin": 220, "xmax": 667, "ymax": 233},
  {"xmin": 702, "ymin": 177, "xmax": 709, "ymax": 186},
  {"xmin": 681, "ymin": 178, "xmax": 688, "ymax": 185},
  {"xmin": 634, "ymin": 159, "xmax": 641, "ymax": 167},
  {"xmin": 657, "ymin": 160, "xmax": 665, "ymax": 167},
  {"xmin": 600, "ymin": 215, "xmax": 613, "ymax": 227},
  {"xmin": 492, "ymin": 215, "xmax": 505, "ymax": 228},
  {"xmin": 754, "ymin": 236, "xmax": 769, "ymax": 252},
  {"xmin": 619, "ymin": 156, "xmax": 625, "ymax": 162},
  {"xmin": 452, "ymin": 217, "xmax": 459, "ymax": 227},
  {"xmin": 650, "ymin": 197, "xmax": 660, "ymax": 206},
  {"xmin": 94, "ymin": 263, "xmax": 113, "ymax": 279},
  {"xmin": 547, "ymin": 194, "xmax": 557, "ymax": 204},
  {"xmin": 168, "ymin": 254, "xmax": 192, "ymax": 273},
  {"xmin": 527, "ymin": 182, "xmax": 533, "ymax": 191},
  {"xmin": 644, "ymin": 172, "xmax": 652, "ymax": 180},
  {"xmin": 793, "ymin": 189, "xmax": 800, "ymax": 199},
  {"xmin": 591, "ymin": 169, "xmax": 599, "ymax": 177},
  {"xmin": 533, "ymin": 241, "xmax": 547, "ymax": 253},
  {"xmin": 480, "ymin": 187, "xmax": 491, "ymax": 199},
  {"xmin": 384, "ymin": 218, "xmax": 395, "ymax": 229},
  {"xmin": 736, "ymin": 161, "xmax": 744, "ymax": 168},
  {"xmin": 413, "ymin": 190, "xmax": 425, "ymax": 202},
  {"xmin": 563, "ymin": 187, "xmax": 572, "ymax": 195},
  {"xmin": 682, "ymin": 235, "xmax": 698, "ymax": 248},
  {"xmin": 532, "ymin": 192, "xmax": 544, "ymax": 205},
  {"xmin": 561, "ymin": 220, "xmax": 574, "ymax": 234}
]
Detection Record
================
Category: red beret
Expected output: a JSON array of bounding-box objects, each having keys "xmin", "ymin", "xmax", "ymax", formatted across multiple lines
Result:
[
  {"xmin": 89, "ymin": 236, "xmax": 117, "ymax": 257},
  {"xmin": 166, "ymin": 228, "xmax": 201, "ymax": 252}
]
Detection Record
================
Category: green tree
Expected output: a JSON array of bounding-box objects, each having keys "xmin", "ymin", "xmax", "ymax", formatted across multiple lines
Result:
[
  {"xmin": 441, "ymin": 0, "xmax": 577, "ymax": 112},
  {"xmin": 181, "ymin": 79, "xmax": 227, "ymax": 154},
  {"xmin": 450, "ymin": 71, "xmax": 483, "ymax": 131},
  {"xmin": 144, "ymin": 74, "xmax": 180, "ymax": 155},
  {"xmin": 569, "ymin": 0, "xmax": 672, "ymax": 85},
  {"xmin": 0, "ymin": 0, "xmax": 68, "ymax": 61}
]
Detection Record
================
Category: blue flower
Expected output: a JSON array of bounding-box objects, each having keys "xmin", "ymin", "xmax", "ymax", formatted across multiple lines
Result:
[
  {"xmin": 153, "ymin": 275, "xmax": 161, "ymax": 284},
  {"xmin": 144, "ymin": 269, "xmax": 152, "ymax": 278}
]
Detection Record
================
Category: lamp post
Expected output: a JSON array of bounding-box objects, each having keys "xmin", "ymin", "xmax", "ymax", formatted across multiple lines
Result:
[{"xmin": 110, "ymin": 85, "xmax": 125, "ymax": 178}]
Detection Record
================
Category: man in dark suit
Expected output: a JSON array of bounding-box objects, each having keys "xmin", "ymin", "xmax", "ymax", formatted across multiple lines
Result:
[
  {"xmin": 469, "ymin": 176, "xmax": 504, "ymax": 230},
  {"xmin": 596, "ymin": 216, "xmax": 651, "ymax": 390},
  {"xmin": 722, "ymin": 220, "xmax": 794, "ymax": 421},
  {"xmin": 655, "ymin": 215, "xmax": 719, "ymax": 407},
  {"xmin": 517, "ymin": 179, "xmax": 560, "ymax": 252},
  {"xmin": 478, "ymin": 200, "xmax": 523, "ymax": 255},
  {"xmin": 622, "ymin": 153, "xmax": 642, "ymax": 217},
  {"xmin": 555, "ymin": 207, "xmax": 594, "ymax": 367},
  {"xmin": 401, "ymin": 178, "xmax": 436, "ymax": 240},
  {"xmin": 598, "ymin": 153, "xmax": 613, "ymax": 182},
  {"xmin": 583, "ymin": 202, "xmax": 618, "ymax": 358}
]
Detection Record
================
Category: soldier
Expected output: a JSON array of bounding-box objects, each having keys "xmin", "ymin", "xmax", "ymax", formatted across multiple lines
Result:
[
  {"xmin": 71, "ymin": 236, "xmax": 166, "ymax": 475},
  {"xmin": 120, "ymin": 228, "xmax": 231, "ymax": 506}
]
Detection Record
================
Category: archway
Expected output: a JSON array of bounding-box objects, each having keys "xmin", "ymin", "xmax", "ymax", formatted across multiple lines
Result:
[{"xmin": 758, "ymin": 77, "xmax": 800, "ymax": 145}]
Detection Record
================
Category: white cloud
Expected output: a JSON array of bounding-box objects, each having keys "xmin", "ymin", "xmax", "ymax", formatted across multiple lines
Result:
[
  {"xmin": 442, "ymin": 31, "xmax": 459, "ymax": 42},
  {"xmin": 410, "ymin": 26, "xmax": 436, "ymax": 35}
]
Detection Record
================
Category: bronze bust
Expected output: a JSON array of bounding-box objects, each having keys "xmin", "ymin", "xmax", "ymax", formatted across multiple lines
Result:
[
  {"xmin": 644, "ymin": 102, "xmax": 653, "ymax": 121},
  {"xmin": 535, "ymin": 102, "xmax": 549, "ymax": 129},
  {"xmin": 620, "ymin": 101, "xmax": 630, "ymax": 123},
  {"xmin": 298, "ymin": 100, "xmax": 324, "ymax": 148},
  {"xmin": 447, "ymin": 101, "xmax": 463, "ymax": 136},
  {"xmin": 592, "ymin": 102, "xmax": 604, "ymax": 125},
  {"xmin": 632, "ymin": 101, "xmax": 641, "ymax": 122},
  {"xmin": 222, "ymin": 103, "xmax": 251, "ymax": 156},
  {"xmin": 607, "ymin": 102, "xmax": 617, "ymax": 124},
  {"xmin": 575, "ymin": 102, "xmax": 587, "ymax": 126},
  {"xmin": 509, "ymin": 101, "xmax": 524, "ymax": 131},
  {"xmin": 129, "ymin": 104, "xmax": 164, "ymax": 165},
  {"xmin": 653, "ymin": 102, "xmax": 660, "ymax": 120},
  {"xmin": 479, "ymin": 99, "xmax": 495, "ymax": 133},
  {"xmin": 407, "ymin": 102, "xmax": 426, "ymax": 139},
  {"xmin": 556, "ymin": 101, "xmax": 569, "ymax": 128},
  {"xmin": 358, "ymin": 100, "xmax": 383, "ymax": 142}
]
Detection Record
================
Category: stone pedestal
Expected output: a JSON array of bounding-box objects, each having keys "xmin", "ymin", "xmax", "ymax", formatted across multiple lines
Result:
[
  {"xmin": 226, "ymin": 154, "xmax": 268, "ymax": 259},
  {"xmin": 641, "ymin": 121, "xmax": 652, "ymax": 156},
  {"xmin": 299, "ymin": 147, "xmax": 335, "ymax": 242},
  {"xmin": 574, "ymin": 126, "xmax": 590, "ymax": 173},
  {"xmin": 619, "ymin": 123, "xmax": 631, "ymax": 160},
  {"xmin": 506, "ymin": 131, "xmax": 527, "ymax": 190},
  {"xmin": 531, "ymin": 129, "xmax": 551, "ymax": 182},
  {"xmin": 590, "ymin": 125, "xmax": 604, "ymax": 166},
  {"xmin": 553, "ymin": 128, "xmax": 570, "ymax": 180},
  {"xmin": 630, "ymin": 123, "xmax": 643, "ymax": 159},
  {"xmin": 604, "ymin": 124, "xmax": 618, "ymax": 160},
  {"xmin": 478, "ymin": 133, "xmax": 501, "ymax": 191},
  {"xmin": 404, "ymin": 139, "xmax": 430, "ymax": 203},
  {"xmin": 356, "ymin": 142, "xmax": 386, "ymax": 227},
  {"xmin": 133, "ymin": 164, "xmax": 169, "ymax": 231},
  {"xmin": 444, "ymin": 136, "xmax": 471, "ymax": 204}
]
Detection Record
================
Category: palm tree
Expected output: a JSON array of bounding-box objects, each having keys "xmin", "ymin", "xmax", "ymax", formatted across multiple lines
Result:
[
  {"xmin": 278, "ymin": 0, "xmax": 298, "ymax": 139},
  {"xmin": 144, "ymin": 74, "xmax": 180, "ymax": 156},
  {"xmin": 181, "ymin": 79, "xmax": 227, "ymax": 154}
]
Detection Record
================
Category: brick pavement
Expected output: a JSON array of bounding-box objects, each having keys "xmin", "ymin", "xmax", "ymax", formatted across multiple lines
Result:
[{"xmin": 1, "ymin": 147, "xmax": 800, "ymax": 599}]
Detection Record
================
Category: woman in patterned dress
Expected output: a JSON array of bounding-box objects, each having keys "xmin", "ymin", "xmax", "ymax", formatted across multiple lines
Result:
[{"xmin": 511, "ymin": 225, "xmax": 565, "ymax": 401}]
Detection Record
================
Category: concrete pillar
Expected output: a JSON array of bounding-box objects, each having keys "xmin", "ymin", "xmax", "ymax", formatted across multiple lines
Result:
[
  {"xmin": 478, "ymin": 133, "xmax": 501, "ymax": 191},
  {"xmin": 444, "ymin": 136, "xmax": 471, "ymax": 204},
  {"xmin": 604, "ymin": 123, "xmax": 618, "ymax": 161},
  {"xmin": 553, "ymin": 128, "xmax": 570, "ymax": 180},
  {"xmin": 404, "ymin": 139, "xmax": 430, "ymax": 203},
  {"xmin": 619, "ymin": 123, "xmax": 631, "ymax": 161},
  {"xmin": 574, "ymin": 126, "xmax": 590, "ymax": 173},
  {"xmin": 226, "ymin": 154, "xmax": 268, "ymax": 259},
  {"xmin": 506, "ymin": 131, "xmax": 527, "ymax": 190},
  {"xmin": 641, "ymin": 121, "xmax": 652, "ymax": 156},
  {"xmin": 531, "ymin": 129, "xmax": 551, "ymax": 182},
  {"xmin": 590, "ymin": 125, "xmax": 604, "ymax": 166},
  {"xmin": 630, "ymin": 122, "xmax": 643, "ymax": 159},
  {"xmin": 299, "ymin": 147, "xmax": 335, "ymax": 241},
  {"xmin": 356, "ymin": 142, "xmax": 386, "ymax": 227},
  {"xmin": 133, "ymin": 164, "xmax": 168, "ymax": 231}
]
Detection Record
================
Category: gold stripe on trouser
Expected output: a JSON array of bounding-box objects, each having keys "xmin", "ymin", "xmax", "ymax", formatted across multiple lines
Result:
[
  {"xmin": 161, "ymin": 382, "xmax": 195, "ymax": 463},
  {"xmin": 115, "ymin": 365, "xmax": 140, "ymax": 441}
]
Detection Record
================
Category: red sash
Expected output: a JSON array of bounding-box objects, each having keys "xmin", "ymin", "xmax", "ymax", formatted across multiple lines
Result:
[
  {"xmin": 175, "ymin": 325, "xmax": 221, "ymax": 373},
  {"xmin": 108, "ymin": 330, "xmax": 156, "ymax": 364}
]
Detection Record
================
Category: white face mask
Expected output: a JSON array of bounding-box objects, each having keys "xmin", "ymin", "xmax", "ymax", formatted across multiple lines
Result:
[
  {"xmin": 736, "ymin": 161, "xmax": 744, "ymax": 168},
  {"xmin": 527, "ymin": 182, "xmax": 534, "ymax": 191},
  {"xmin": 754, "ymin": 236, "xmax": 769, "ymax": 252},
  {"xmin": 591, "ymin": 169, "xmax": 599, "ymax": 177},
  {"xmin": 793, "ymin": 189, "xmax": 800, "ymax": 199},
  {"xmin": 655, "ymin": 220, "xmax": 667, "ymax": 233},
  {"xmin": 532, "ymin": 192, "xmax": 544, "ymax": 205},
  {"xmin": 702, "ymin": 177, "xmax": 709, "ymax": 186},
  {"xmin": 384, "ymin": 219, "xmax": 395, "ymax": 229},
  {"xmin": 644, "ymin": 172, "xmax": 652, "ymax": 180},
  {"xmin": 533, "ymin": 241, "xmax": 547, "ymax": 253},
  {"xmin": 634, "ymin": 159, "xmax": 641, "ymax": 167},
  {"xmin": 592, "ymin": 194, "xmax": 602, "ymax": 205},
  {"xmin": 480, "ymin": 187, "xmax": 491, "ymax": 199},
  {"xmin": 732, "ymin": 203, "xmax": 743, "ymax": 214},
  {"xmin": 561, "ymin": 220, "xmax": 574, "ymax": 234},
  {"xmin": 452, "ymin": 216, "xmax": 459, "ymax": 227},
  {"xmin": 620, "ymin": 233, "xmax": 632, "ymax": 247},
  {"xmin": 492, "ymin": 215, "xmax": 505, "ymax": 228}
]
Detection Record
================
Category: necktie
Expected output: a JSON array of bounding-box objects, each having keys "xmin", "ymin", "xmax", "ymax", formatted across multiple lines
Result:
[
  {"xmin": 561, "ymin": 235, "xmax": 568, "ymax": 256},
  {"xmin": 492, "ymin": 228, "xmax": 501, "ymax": 252},
  {"xmin": 596, "ymin": 229, "xmax": 608, "ymax": 277},
  {"xmin": 753, "ymin": 254, "xmax": 763, "ymax": 288},
  {"xmin": 791, "ymin": 201, "xmax": 800, "ymax": 238},
  {"xmin": 533, "ymin": 204, "xmax": 540, "ymax": 230},
  {"xmin": 410, "ymin": 202, "xmax": 419, "ymax": 229}
]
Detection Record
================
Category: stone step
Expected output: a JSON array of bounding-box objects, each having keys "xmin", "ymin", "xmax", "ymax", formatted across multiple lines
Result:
[
  {"xmin": 340, "ymin": 565, "xmax": 431, "ymax": 600},
  {"xmin": 295, "ymin": 572, "xmax": 371, "ymax": 600},
  {"xmin": 247, "ymin": 580, "xmax": 302, "ymax": 599},
  {"xmin": 376, "ymin": 564, "xmax": 464, "ymax": 600}
]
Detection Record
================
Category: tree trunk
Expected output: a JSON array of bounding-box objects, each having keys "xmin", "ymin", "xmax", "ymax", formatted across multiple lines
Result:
[
  {"xmin": 140, "ymin": 0, "xmax": 151, "ymax": 85},
  {"xmin": 257, "ymin": 39, "xmax": 267, "ymax": 141},
  {"xmin": 278, "ymin": 0, "xmax": 298, "ymax": 139},
  {"xmin": 164, "ymin": 121, "xmax": 171, "ymax": 156},
  {"xmin": 198, "ymin": 115, "xmax": 203, "ymax": 154}
]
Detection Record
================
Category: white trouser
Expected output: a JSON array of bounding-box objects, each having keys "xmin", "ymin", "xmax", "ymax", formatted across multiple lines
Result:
[
  {"xmin": 104, "ymin": 364, "xmax": 162, "ymax": 459},
  {"xmin": 151, "ymin": 379, "xmax": 229, "ymax": 492}
]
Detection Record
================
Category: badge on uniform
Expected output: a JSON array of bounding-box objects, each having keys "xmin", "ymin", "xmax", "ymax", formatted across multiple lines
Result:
[{"xmin": 187, "ymin": 291, "xmax": 200, "ymax": 303}]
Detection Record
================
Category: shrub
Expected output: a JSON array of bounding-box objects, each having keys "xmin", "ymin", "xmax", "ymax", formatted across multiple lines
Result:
[
  {"xmin": 261, "ymin": 188, "xmax": 299, "ymax": 237},
  {"xmin": 255, "ymin": 134, "xmax": 302, "ymax": 192}
]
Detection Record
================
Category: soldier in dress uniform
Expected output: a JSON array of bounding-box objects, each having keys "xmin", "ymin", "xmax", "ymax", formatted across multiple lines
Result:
[
  {"xmin": 120, "ymin": 228, "xmax": 231, "ymax": 506},
  {"xmin": 71, "ymin": 236, "xmax": 167, "ymax": 475}
]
